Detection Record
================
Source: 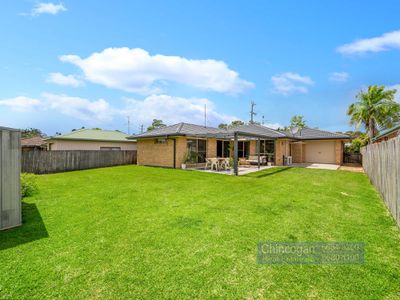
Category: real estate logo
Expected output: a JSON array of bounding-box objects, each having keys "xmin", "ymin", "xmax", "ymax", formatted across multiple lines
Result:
[{"xmin": 257, "ymin": 241, "xmax": 364, "ymax": 265}]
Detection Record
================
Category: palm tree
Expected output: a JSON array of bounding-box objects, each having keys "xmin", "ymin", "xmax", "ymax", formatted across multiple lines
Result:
[{"xmin": 347, "ymin": 85, "xmax": 400, "ymax": 143}]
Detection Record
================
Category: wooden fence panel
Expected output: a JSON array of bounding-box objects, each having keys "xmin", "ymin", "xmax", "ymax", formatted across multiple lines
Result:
[
  {"xmin": 361, "ymin": 136, "xmax": 400, "ymax": 226},
  {"xmin": 22, "ymin": 150, "xmax": 137, "ymax": 174}
]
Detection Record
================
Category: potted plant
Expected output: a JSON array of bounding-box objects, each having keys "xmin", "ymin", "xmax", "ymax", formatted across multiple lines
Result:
[
  {"xmin": 181, "ymin": 151, "xmax": 191, "ymax": 169},
  {"xmin": 267, "ymin": 153, "xmax": 274, "ymax": 166}
]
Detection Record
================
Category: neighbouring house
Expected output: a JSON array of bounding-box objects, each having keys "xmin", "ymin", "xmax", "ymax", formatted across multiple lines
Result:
[
  {"xmin": 45, "ymin": 128, "xmax": 137, "ymax": 151},
  {"xmin": 373, "ymin": 123, "xmax": 400, "ymax": 143},
  {"xmin": 21, "ymin": 136, "xmax": 46, "ymax": 151},
  {"xmin": 129, "ymin": 122, "xmax": 349, "ymax": 169}
]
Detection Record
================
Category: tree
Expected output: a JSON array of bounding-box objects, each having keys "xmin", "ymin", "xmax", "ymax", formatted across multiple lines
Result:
[
  {"xmin": 346, "ymin": 133, "xmax": 368, "ymax": 153},
  {"xmin": 347, "ymin": 85, "xmax": 400, "ymax": 143},
  {"xmin": 21, "ymin": 128, "xmax": 45, "ymax": 138},
  {"xmin": 72, "ymin": 126, "xmax": 86, "ymax": 132},
  {"xmin": 147, "ymin": 119, "xmax": 166, "ymax": 131},
  {"xmin": 218, "ymin": 120, "xmax": 244, "ymax": 129},
  {"xmin": 289, "ymin": 115, "xmax": 306, "ymax": 129},
  {"xmin": 229, "ymin": 120, "xmax": 244, "ymax": 128}
]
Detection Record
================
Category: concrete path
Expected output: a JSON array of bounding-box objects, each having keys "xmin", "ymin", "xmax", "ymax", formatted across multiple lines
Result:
[{"xmin": 290, "ymin": 163, "xmax": 340, "ymax": 170}]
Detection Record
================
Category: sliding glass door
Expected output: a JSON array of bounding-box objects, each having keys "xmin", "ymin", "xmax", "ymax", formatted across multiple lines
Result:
[
  {"xmin": 238, "ymin": 141, "xmax": 250, "ymax": 158},
  {"xmin": 187, "ymin": 139, "xmax": 207, "ymax": 163},
  {"xmin": 257, "ymin": 140, "xmax": 275, "ymax": 162},
  {"xmin": 217, "ymin": 140, "xmax": 230, "ymax": 157}
]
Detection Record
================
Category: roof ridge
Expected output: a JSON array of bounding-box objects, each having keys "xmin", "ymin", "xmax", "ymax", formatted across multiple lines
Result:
[{"xmin": 176, "ymin": 122, "xmax": 185, "ymax": 133}]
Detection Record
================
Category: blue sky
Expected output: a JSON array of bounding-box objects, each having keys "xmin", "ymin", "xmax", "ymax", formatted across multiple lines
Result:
[{"xmin": 1, "ymin": 0, "xmax": 400, "ymax": 135}]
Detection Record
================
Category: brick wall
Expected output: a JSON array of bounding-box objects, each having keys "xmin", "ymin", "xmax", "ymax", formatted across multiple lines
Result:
[
  {"xmin": 275, "ymin": 139, "xmax": 289, "ymax": 165},
  {"xmin": 335, "ymin": 140, "xmax": 343, "ymax": 165},
  {"xmin": 207, "ymin": 138, "xmax": 217, "ymax": 158},
  {"xmin": 137, "ymin": 138, "xmax": 174, "ymax": 167},
  {"xmin": 249, "ymin": 140, "xmax": 257, "ymax": 156},
  {"xmin": 175, "ymin": 137, "xmax": 187, "ymax": 167},
  {"xmin": 292, "ymin": 142, "xmax": 306, "ymax": 163}
]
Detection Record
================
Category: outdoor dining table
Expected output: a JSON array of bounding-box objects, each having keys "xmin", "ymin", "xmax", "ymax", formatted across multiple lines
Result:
[{"xmin": 209, "ymin": 157, "xmax": 229, "ymax": 171}]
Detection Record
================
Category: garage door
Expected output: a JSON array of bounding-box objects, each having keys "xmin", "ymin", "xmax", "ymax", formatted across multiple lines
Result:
[{"xmin": 305, "ymin": 140, "xmax": 335, "ymax": 164}]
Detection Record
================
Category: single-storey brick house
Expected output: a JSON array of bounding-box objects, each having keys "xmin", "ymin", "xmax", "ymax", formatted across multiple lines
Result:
[
  {"xmin": 45, "ymin": 128, "xmax": 137, "ymax": 151},
  {"xmin": 129, "ymin": 122, "xmax": 349, "ymax": 169}
]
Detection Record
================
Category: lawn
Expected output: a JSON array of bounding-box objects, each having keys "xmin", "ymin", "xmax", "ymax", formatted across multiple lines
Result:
[{"xmin": 1, "ymin": 166, "xmax": 400, "ymax": 299}]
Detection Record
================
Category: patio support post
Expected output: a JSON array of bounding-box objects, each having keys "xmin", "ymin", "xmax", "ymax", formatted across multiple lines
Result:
[
  {"xmin": 234, "ymin": 132, "xmax": 238, "ymax": 176},
  {"xmin": 257, "ymin": 138, "xmax": 260, "ymax": 169}
]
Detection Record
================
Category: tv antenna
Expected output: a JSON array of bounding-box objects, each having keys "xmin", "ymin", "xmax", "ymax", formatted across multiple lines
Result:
[{"xmin": 250, "ymin": 101, "xmax": 257, "ymax": 124}]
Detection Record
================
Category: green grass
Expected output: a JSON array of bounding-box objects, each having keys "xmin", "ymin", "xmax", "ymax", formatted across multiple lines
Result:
[{"xmin": 1, "ymin": 166, "xmax": 400, "ymax": 299}]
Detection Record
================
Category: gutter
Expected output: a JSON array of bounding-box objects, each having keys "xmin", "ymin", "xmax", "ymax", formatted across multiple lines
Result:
[{"xmin": 372, "ymin": 124, "xmax": 400, "ymax": 142}]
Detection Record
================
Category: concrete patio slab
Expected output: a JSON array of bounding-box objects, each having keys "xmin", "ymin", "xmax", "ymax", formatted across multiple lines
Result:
[{"xmin": 189, "ymin": 165, "xmax": 273, "ymax": 175}]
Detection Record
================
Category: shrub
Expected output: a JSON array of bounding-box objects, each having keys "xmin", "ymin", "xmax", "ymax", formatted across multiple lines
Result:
[{"xmin": 21, "ymin": 173, "xmax": 38, "ymax": 198}]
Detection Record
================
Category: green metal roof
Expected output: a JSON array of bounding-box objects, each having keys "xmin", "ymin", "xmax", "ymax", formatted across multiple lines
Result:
[
  {"xmin": 46, "ymin": 128, "xmax": 135, "ymax": 143},
  {"xmin": 373, "ymin": 123, "xmax": 400, "ymax": 141}
]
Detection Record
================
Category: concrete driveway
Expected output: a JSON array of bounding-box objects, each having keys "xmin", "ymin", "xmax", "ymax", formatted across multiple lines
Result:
[{"xmin": 291, "ymin": 163, "xmax": 340, "ymax": 170}]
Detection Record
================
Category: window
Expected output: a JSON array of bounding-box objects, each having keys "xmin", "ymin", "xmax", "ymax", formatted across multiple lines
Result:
[
  {"xmin": 217, "ymin": 140, "xmax": 230, "ymax": 157},
  {"xmin": 155, "ymin": 138, "xmax": 167, "ymax": 144},
  {"xmin": 238, "ymin": 141, "xmax": 250, "ymax": 158},
  {"xmin": 187, "ymin": 139, "xmax": 207, "ymax": 163},
  {"xmin": 100, "ymin": 147, "xmax": 121, "ymax": 150},
  {"xmin": 257, "ymin": 140, "xmax": 275, "ymax": 162}
]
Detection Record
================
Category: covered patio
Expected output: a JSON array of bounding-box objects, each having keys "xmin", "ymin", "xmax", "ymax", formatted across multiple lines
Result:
[{"xmin": 186, "ymin": 124, "xmax": 282, "ymax": 175}]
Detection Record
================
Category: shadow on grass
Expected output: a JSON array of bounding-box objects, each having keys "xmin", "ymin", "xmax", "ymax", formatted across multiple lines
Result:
[
  {"xmin": 0, "ymin": 202, "xmax": 48, "ymax": 251},
  {"xmin": 246, "ymin": 167, "xmax": 292, "ymax": 178}
]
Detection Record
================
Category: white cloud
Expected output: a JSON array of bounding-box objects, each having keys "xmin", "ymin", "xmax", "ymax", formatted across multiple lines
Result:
[
  {"xmin": 0, "ymin": 96, "xmax": 43, "ymax": 112},
  {"xmin": 262, "ymin": 123, "xmax": 283, "ymax": 130},
  {"xmin": 43, "ymin": 93, "xmax": 115, "ymax": 122},
  {"xmin": 121, "ymin": 94, "xmax": 236, "ymax": 126},
  {"xmin": 271, "ymin": 72, "xmax": 314, "ymax": 95},
  {"xmin": 0, "ymin": 93, "xmax": 235, "ymax": 127},
  {"xmin": 337, "ymin": 30, "xmax": 400, "ymax": 54},
  {"xmin": 31, "ymin": 2, "xmax": 66, "ymax": 16},
  {"xmin": 60, "ymin": 47, "xmax": 254, "ymax": 95},
  {"xmin": 47, "ymin": 73, "xmax": 83, "ymax": 87},
  {"xmin": 329, "ymin": 72, "xmax": 350, "ymax": 82}
]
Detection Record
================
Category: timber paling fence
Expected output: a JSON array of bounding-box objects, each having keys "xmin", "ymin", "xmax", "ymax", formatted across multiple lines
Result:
[
  {"xmin": 361, "ymin": 136, "xmax": 400, "ymax": 227},
  {"xmin": 22, "ymin": 150, "xmax": 137, "ymax": 174}
]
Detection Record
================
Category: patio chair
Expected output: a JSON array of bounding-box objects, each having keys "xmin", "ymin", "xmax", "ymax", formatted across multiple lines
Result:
[
  {"xmin": 220, "ymin": 158, "xmax": 230, "ymax": 170},
  {"xmin": 246, "ymin": 156, "xmax": 267, "ymax": 165},
  {"xmin": 210, "ymin": 158, "xmax": 219, "ymax": 171},
  {"xmin": 205, "ymin": 158, "xmax": 212, "ymax": 169}
]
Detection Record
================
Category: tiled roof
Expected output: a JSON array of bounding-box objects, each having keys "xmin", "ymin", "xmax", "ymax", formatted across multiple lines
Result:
[
  {"xmin": 46, "ymin": 128, "xmax": 134, "ymax": 142},
  {"xmin": 283, "ymin": 127, "xmax": 350, "ymax": 140},
  {"xmin": 130, "ymin": 122, "xmax": 349, "ymax": 140},
  {"xmin": 21, "ymin": 136, "xmax": 46, "ymax": 147},
  {"xmin": 228, "ymin": 123, "xmax": 286, "ymax": 138},
  {"xmin": 130, "ymin": 122, "xmax": 223, "ymax": 138}
]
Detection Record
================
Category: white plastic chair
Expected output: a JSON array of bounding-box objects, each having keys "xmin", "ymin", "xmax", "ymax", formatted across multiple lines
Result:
[
  {"xmin": 221, "ymin": 158, "xmax": 230, "ymax": 170},
  {"xmin": 205, "ymin": 158, "xmax": 211, "ymax": 169},
  {"xmin": 210, "ymin": 158, "xmax": 219, "ymax": 171}
]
